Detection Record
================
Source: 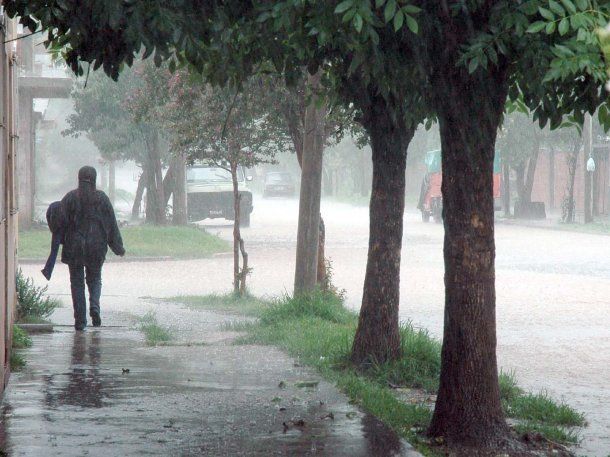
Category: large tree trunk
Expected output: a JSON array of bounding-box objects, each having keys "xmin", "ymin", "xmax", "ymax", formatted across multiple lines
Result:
[
  {"xmin": 427, "ymin": 68, "xmax": 509, "ymax": 446},
  {"xmin": 350, "ymin": 97, "xmax": 414, "ymax": 366},
  {"xmin": 288, "ymin": 89, "xmax": 327, "ymax": 288},
  {"xmin": 294, "ymin": 71, "xmax": 325, "ymax": 295}
]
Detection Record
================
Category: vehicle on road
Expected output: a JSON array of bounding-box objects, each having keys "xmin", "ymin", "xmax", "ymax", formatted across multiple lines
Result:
[
  {"xmin": 263, "ymin": 172, "xmax": 296, "ymax": 198},
  {"xmin": 186, "ymin": 165, "xmax": 253, "ymax": 227},
  {"xmin": 418, "ymin": 149, "xmax": 502, "ymax": 223}
]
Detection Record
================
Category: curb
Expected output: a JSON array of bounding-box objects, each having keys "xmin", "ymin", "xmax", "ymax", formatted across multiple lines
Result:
[{"xmin": 18, "ymin": 252, "xmax": 233, "ymax": 265}]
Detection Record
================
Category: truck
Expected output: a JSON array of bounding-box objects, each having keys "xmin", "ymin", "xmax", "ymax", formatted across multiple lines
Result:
[{"xmin": 186, "ymin": 164, "xmax": 253, "ymax": 227}]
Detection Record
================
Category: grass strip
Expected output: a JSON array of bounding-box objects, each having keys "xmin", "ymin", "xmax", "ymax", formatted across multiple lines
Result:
[
  {"xmin": 12, "ymin": 325, "xmax": 32, "ymax": 349},
  {"xmin": 18, "ymin": 225, "xmax": 229, "ymax": 259},
  {"xmin": 170, "ymin": 292, "xmax": 267, "ymax": 317},
  {"xmin": 174, "ymin": 290, "xmax": 585, "ymax": 448}
]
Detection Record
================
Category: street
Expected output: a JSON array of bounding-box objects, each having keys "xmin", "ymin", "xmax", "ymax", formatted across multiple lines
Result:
[{"xmin": 20, "ymin": 196, "xmax": 610, "ymax": 456}]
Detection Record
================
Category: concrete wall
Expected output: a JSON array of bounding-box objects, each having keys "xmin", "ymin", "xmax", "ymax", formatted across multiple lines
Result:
[{"xmin": 0, "ymin": 15, "xmax": 20, "ymax": 394}]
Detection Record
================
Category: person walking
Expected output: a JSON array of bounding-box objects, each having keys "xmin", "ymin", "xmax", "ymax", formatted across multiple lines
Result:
[{"xmin": 61, "ymin": 166, "xmax": 125, "ymax": 331}]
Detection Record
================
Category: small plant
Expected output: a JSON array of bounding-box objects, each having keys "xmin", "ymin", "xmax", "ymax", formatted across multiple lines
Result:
[
  {"xmin": 16, "ymin": 269, "xmax": 61, "ymax": 321},
  {"xmin": 10, "ymin": 353, "xmax": 26, "ymax": 371},
  {"xmin": 12, "ymin": 325, "xmax": 32, "ymax": 349},
  {"xmin": 137, "ymin": 311, "xmax": 172, "ymax": 346}
]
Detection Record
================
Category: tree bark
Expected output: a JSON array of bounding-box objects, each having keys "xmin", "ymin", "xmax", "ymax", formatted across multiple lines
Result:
[
  {"xmin": 231, "ymin": 161, "xmax": 245, "ymax": 295},
  {"xmin": 294, "ymin": 70, "xmax": 325, "ymax": 296},
  {"xmin": 350, "ymin": 96, "xmax": 414, "ymax": 366},
  {"xmin": 584, "ymin": 114, "xmax": 593, "ymax": 223},
  {"xmin": 288, "ymin": 82, "xmax": 327, "ymax": 288},
  {"xmin": 151, "ymin": 133, "xmax": 166, "ymax": 224},
  {"xmin": 172, "ymin": 154, "xmax": 188, "ymax": 225},
  {"xmin": 549, "ymin": 147, "xmax": 555, "ymax": 211},
  {"xmin": 132, "ymin": 170, "xmax": 146, "ymax": 220},
  {"xmin": 427, "ymin": 67, "xmax": 509, "ymax": 446},
  {"xmin": 523, "ymin": 136, "xmax": 540, "ymax": 203},
  {"xmin": 562, "ymin": 137, "xmax": 580, "ymax": 223}
]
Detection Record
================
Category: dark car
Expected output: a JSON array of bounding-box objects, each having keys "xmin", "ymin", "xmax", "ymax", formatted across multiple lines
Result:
[{"xmin": 263, "ymin": 172, "xmax": 296, "ymax": 198}]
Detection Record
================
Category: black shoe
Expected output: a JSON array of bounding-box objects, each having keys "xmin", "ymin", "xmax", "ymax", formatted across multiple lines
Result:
[
  {"xmin": 91, "ymin": 313, "xmax": 101, "ymax": 327},
  {"xmin": 75, "ymin": 325, "xmax": 86, "ymax": 332}
]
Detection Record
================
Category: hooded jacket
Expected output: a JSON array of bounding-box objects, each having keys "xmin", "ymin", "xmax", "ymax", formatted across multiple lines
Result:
[{"xmin": 61, "ymin": 166, "xmax": 125, "ymax": 266}]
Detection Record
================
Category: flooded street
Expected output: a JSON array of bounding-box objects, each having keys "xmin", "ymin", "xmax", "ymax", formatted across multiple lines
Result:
[{"xmin": 20, "ymin": 196, "xmax": 610, "ymax": 456}]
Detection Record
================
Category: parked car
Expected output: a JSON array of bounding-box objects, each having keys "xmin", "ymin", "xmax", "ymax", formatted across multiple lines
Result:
[
  {"xmin": 186, "ymin": 165, "xmax": 253, "ymax": 227},
  {"xmin": 263, "ymin": 172, "xmax": 296, "ymax": 198}
]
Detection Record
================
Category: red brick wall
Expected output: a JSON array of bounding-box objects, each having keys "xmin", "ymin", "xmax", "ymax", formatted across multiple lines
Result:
[{"xmin": 531, "ymin": 149, "xmax": 609, "ymax": 216}]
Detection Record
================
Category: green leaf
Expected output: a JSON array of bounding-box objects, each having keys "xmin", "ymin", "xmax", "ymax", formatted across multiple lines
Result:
[
  {"xmin": 560, "ymin": 0, "xmax": 577, "ymax": 13},
  {"xmin": 546, "ymin": 21, "xmax": 556, "ymax": 34},
  {"xmin": 354, "ymin": 14, "xmax": 363, "ymax": 32},
  {"xmin": 468, "ymin": 57, "xmax": 479, "ymax": 74},
  {"xmin": 538, "ymin": 7, "xmax": 555, "ymax": 20},
  {"xmin": 384, "ymin": 0, "xmax": 397, "ymax": 23},
  {"xmin": 527, "ymin": 21, "xmax": 547, "ymax": 33},
  {"xmin": 549, "ymin": 0, "xmax": 565, "ymax": 16},
  {"xmin": 334, "ymin": 0, "xmax": 353, "ymax": 14},
  {"xmin": 393, "ymin": 10, "xmax": 404, "ymax": 31},
  {"xmin": 575, "ymin": 0, "xmax": 588, "ymax": 10},
  {"xmin": 558, "ymin": 17, "xmax": 569, "ymax": 35},
  {"xmin": 405, "ymin": 15, "xmax": 418, "ymax": 34},
  {"xmin": 402, "ymin": 5, "xmax": 421, "ymax": 14},
  {"xmin": 375, "ymin": 0, "xmax": 385, "ymax": 8}
]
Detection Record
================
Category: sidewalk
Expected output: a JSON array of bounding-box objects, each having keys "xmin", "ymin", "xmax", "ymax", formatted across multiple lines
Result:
[{"xmin": 1, "ymin": 304, "xmax": 421, "ymax": 456}]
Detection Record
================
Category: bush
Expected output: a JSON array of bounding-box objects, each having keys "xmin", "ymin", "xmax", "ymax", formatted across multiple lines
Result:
[{"xmin": 16, "ymin": 269, "xmax": 61, "ymax": 321}]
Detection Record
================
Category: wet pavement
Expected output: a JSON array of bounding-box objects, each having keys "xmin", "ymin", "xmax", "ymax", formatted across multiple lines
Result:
[
  {"xmin": 17, "ymin": 196, "xmax": 610, "ymax": 456},
  {"xmin": 3, "ymin": 327, "xmax": 420, "ymax": 456}
]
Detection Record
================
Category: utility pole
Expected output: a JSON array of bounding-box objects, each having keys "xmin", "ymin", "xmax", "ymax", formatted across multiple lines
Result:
[{"xmin": 294, "ymin": 70, "xmax": 325, "ymax": 296}]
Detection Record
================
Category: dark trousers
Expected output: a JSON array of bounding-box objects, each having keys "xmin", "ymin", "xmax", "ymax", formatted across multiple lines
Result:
[{"xmin": 69, "ymin": 263, "xmax": 102, "ymax": 329}]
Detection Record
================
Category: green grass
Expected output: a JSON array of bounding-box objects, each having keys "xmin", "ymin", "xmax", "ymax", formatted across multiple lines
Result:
[
  {"xmin": 137, "ymin": 311, "xmax": 173, "ymax": 346},
  {"xmin": 207, "ymin": 290, "xmax": 585, "ymax": 449},
  {"xmin": 12, "ymin": 325, "xmax": 32, "ymax": 349},
  {"xmin": 18, "ymin": 225, "xmax": 229, "ymax": 259},
  {"xmin": 170, "ymin": 292, "xmax": 268, "ymax": 317},
  {"xmin": 10, "ymin": 353, "xmax": 26, "ymax": 371}
]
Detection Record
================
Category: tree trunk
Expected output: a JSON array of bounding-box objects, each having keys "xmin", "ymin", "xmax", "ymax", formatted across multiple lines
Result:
[
  {"xmin": 502, "ymin": 163, "xmax": 511, "ymax": 217},
  {"xmin": 562, "ymin": 137, "xmax": 580, "ymax": 223},
  {"xmin": 427, "ymin": 68, "xmax": 509, "ymax": 446},
  {"xmin": 108, "ymin": 160, "xmax": 116, "ymax": 205},
  {"xmin": 350, "ymin": 97, "xmax": 414, "ymax": 366},
  {"xmin": 151, "ymin": 133, "xmax": 166, "ymax": 224},
  {"xmin": 172, "ymin": 154, "xmax": 188, "ymax": 225},
  {"xmin": 514, "ymin": 163, "xmax": 526, "ymax": 203},
  {"xmin": 289, "ymin": 82, "xmax": 327, "ymax": 288},
  {"xmin": 523, "ymin": 137, "xmax": 540, "ymax": 203},
  {"xmin": 132, "ymin": 170, "xmax": 146, "ymax": 221},
  {"xmin": 294, "ymin": 70, "xmax": 325, "ymax": 296},
  {"xmin": 231, "ymin": 161, "xmax": 244, "ymax": 295},
  {"xmin": 584, "ymin": 114, "xmax": 593, "ymax": 223}
]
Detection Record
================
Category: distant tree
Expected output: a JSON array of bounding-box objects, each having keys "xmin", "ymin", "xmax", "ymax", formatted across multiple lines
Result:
[{"xmin": 164, "ymin": 73, "xmax": 282, "ymax": 295}]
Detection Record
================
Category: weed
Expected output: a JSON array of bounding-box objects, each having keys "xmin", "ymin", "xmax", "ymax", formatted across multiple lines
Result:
[
  {"xmin": 507, "ymin": 391, "xmax": 585, "ymax": 427},
  {"xmin": 513, "ymin": 422, "xmax": 580, "ymax": 444},
  {"xmin": 16, "ymin": 269, "xmax": 61, "ymax": 321},
  {"xmin": 10, "ymin": 353, "xmax": 26, "ymax": 371},
  {"xmin": 137, "ymin": 311, "xmax": 173, "ymax": 346},
  {"xmin": 171, "ymin": 292, "xmax": 267, "ymax": 316},
  {"xmin": 12, "ymin": 326, "xmax": 32, "ymax": 349}
]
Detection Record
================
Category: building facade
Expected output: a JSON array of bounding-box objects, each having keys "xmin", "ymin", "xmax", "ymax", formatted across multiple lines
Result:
[{"xmin": 0, "ymin": 9, "xmax": 19, "ymax": 393}]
